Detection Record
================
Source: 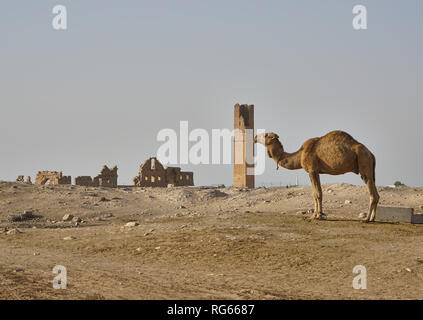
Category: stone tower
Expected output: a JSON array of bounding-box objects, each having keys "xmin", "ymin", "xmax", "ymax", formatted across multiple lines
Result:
[{"xmin": 233, "ymin": 104, "xmax": 255, "ymax": 188}]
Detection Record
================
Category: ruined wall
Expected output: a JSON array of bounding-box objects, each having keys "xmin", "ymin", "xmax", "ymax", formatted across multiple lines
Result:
[
  {"xmin": 35, "ymin": 171, "xmax": 71, "ymax": 185},
  {"xmin": 133, "ymin": 158, "xmax": 167, "ymax": 187},
  {"xmin": 93, "ymin": 165, "xmax": 118, "ymax": 188},
  {"xmin": 74, "ymin": 176, "xmax": 93, "ymax": 187},
  {"xmin": 133, "ymin": 157, "xmax": 194, "ymax": 187}
]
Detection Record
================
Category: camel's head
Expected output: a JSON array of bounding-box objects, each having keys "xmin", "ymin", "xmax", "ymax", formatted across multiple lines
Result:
[{"xmin": 254, "ymin": 132, "xmax": 280, "ymax": 146}]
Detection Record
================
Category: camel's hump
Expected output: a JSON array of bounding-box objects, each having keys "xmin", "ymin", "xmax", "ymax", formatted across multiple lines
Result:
[
  {"xmin": 302, "ymin": 130, "xmax": 359, "ymax": 151},
  {"xmin": 318, "ymin": 130, "xmax": 360, "ymax": 145}
]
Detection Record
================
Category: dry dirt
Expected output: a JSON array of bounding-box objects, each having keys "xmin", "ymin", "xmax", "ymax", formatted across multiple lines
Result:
[{"xmin": 1, "ymin": 181, "xmax": 423, "ymax": 300}]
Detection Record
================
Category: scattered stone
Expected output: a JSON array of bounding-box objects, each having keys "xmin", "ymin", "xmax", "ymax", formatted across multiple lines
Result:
[
  {"xmin": 63, "ymin": 236, "xmax": 76, "ymax": 241},
  {"xmin": 327, "ymin": 189, "xmax": 333, "ymax": 193},
  {"xmin": 7, "ymin": 228, "xmax": 23, "ymax": 235},
  {"xmin": 125, "ymin": 222, "xmax": 139, "ymax": 227},
  {"xmin": 13, "ymin": 269, "xmax": 24, "ymax": 273},
  {"xmin": 263, "ymin": 200, "xmax": 271, "ymax": 203},
  {"xmin": 72, "ymin": 217, "xmax": 82, "ymax": 223},
  {"xmin": 136, "ymin": 247, "xmax": 142, "ymax": 252},
  {"xmin": 155, "ymin": 246, "xmax": 161, "ymax": 250},
  {"xmin": 345, "ymin": 200, "xmax": 352, "ymax": 204},
  {"xmin": 201, "ymin": 189, "xmax": 228, "ymax": 200},
  {"xmin": 177, "ymin": 205, "xmax": 186, "ymax": 209},
  {"xmin": 359, "ymin": 212, "xmax": 367, "ymax": 219},
  {"xmin": 417, "ymin": 258, "xmax": 423, "ymax": 264},
  {"xmin": 8, "ymin": 210, "xmax": 35, "ymax": 222},
  {"xmin": 405, "ymin": 268, "xmax": 412, "ymax": 273},
  {"xmin": 175, "ymin": 213, "xmax": 184, "ymax": 217},
  {"xmin": 99, "ymin": 197, "xmax": 109, "ymax": 202},
  {"xmin": 298, "ymin": 210, "xmax": 307, "ymax": 215},
  {"xmin": 62, "ymin": 214, "xmax": 74, "ymax": 221}
]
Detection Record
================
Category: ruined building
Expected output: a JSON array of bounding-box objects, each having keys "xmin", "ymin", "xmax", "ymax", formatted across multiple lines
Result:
[
  {"xmin": 74, "ymin": 165, "xmax": 118, "ymax": 188},
  {"xmin": 35, "ymin": 171, "xmax": 71, "ymax": 185},
  {"xmin": 133, "ymin": 157, "xmax": 194, "ymax": 187}
]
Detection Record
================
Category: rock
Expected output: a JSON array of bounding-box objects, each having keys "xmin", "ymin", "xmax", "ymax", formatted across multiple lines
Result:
[
  {"xmin": 63, "ymin": 236, "xmax": 76, "ymax": 240},
  {"xmin": 345, "ymin": 200, "xmax": 352, "ymax": 204},
  {"xmin": 125, "ymin": 222, "xmax": 139, "ymax": 227},
  {"xmin": 99, "ymin": 197, "xmax": 109, "ymax": 202},
  {"xmin": 201, "ymin": 190, "xmax": 228, "ymax": 200},
  {"xmin": 155, "ymin": 246, "xmax": 161, "ymax": 250},
  {"xmin": 62, "ymin": 214, "xmax": 74, "ymax": 221},
  {"xmin": 72, "ymin": 217, "xmax": 82, "ymax": 223},
  {"xmin": 6, "ymin": 228, "xmax": 23, "ymax": 235},
  {"xmin": 298, "ymin": 210, "xmax": 307, "ymax": 215},
  {"xmin": 8, "ymin": 210, "xmax": 35, "ymax": 222},
  {"xmin": 359, "ymin": 212, "xmax": 367, "ymax": 219},
  {"xmin": 327, "ymin": 189, "xmax": 333, "ymax": 193},
  {"xmin": 405, "ymin": 268, "xmax": 412, "ymax": 272}
]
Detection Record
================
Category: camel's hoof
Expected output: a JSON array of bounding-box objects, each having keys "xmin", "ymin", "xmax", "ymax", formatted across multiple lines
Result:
[
  {"xmin": 315, "ymin": 214, "xmax": 326, "ymax": 220},
  {"xmin": 308, "ymin": 214, "xmax": 326, "ymax": 221},
  {"xmin": 361, "ymin": 218, "xmax": 373, "ymax": 223}
]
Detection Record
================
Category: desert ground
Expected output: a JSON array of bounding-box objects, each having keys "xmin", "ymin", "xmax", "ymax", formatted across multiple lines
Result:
[{"xmin": 1, "ymin": 181, "xmax": 423, "ymax": 300}]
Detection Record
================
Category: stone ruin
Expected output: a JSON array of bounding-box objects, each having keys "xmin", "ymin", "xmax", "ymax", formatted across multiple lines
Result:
[
  {"xmin": 35, "ymin": 171, "xmax": 71, "ymax": 185},
  {"xmin": 133, "ymin": 157, "xmax": 194, "ymax": 187},
  {"xmin": 16, "ymin": 176, "xmax": 32, "ymax": 184},
  {"xmin": 74, "ymin": 165, "xmax": 118, "ymax": 188}
]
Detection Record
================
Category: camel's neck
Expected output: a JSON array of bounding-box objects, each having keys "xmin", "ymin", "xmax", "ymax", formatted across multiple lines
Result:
[{"xmin": 268, "ymin": 141, "xmax": 302, "ymax": 170}]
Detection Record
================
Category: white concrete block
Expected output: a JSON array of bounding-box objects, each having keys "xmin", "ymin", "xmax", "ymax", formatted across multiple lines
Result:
[{"xmin": 376, "ymin": 206, "xmax": 414, "ymax": 223}]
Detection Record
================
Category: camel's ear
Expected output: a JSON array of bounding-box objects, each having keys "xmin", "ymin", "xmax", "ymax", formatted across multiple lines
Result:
[{"xmin": 268, "ymin": 133, "xmax": 279, "ymax": 140}]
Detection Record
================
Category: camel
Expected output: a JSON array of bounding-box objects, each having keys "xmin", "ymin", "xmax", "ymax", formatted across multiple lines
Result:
[{"xmin": 254, "ymin": 130, "xmax": 379, "ymax": 222}]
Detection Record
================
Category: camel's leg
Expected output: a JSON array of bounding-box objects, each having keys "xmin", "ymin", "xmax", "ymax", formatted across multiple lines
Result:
[
  {"xmin": 357, "ymin": 150, "xmax": 380, "ymax": 223},
  {"xmin": 363, "ymin": 178, "xmax": 379, "ymax": 222},
  {"xmin": 309, "ymin": 172, "xmax": 324, "ymax": 220}
]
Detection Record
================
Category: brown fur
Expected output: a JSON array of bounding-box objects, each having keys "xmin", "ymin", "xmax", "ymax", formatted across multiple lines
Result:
[{"xmin": 254, "ymin": 130, "xmax": 379, "ymax": 222}]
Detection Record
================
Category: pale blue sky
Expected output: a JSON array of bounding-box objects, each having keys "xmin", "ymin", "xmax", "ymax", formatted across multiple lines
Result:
[{"xmin": 1, "ymin": 1, "xmax": 422, "ymax": 186}]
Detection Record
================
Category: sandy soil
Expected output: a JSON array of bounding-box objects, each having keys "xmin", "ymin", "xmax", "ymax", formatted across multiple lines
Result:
[{"xmin": 1, "ymin": 181, "xmax": 423, "ymax": 300}]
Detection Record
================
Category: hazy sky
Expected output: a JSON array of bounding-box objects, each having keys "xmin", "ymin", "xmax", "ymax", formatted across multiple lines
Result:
[{"xmin": 1, "ymin": 1, "xmax": 422, "ymax": 187}]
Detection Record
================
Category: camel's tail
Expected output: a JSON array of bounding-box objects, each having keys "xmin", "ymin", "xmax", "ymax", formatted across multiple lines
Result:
[{"xmin": 372, "ymin": 154, "xmax": 376, "ymax": 182}]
